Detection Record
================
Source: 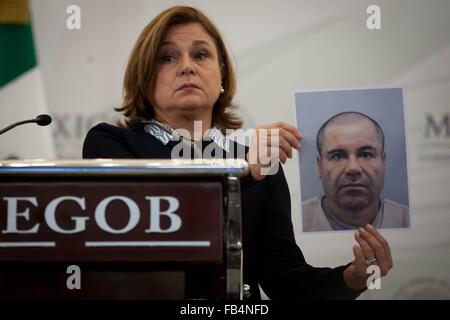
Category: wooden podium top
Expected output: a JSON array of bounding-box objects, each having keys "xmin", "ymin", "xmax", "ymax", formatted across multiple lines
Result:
[{"xmin": 0, "ymin": 158, "xmax": 249, "ymax": 177}]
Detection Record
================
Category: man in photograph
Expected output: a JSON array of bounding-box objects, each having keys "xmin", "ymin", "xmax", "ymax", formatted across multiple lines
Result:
[{"xmin": 302, "ymin": 111, "xmax": 410, "ymax": 232}]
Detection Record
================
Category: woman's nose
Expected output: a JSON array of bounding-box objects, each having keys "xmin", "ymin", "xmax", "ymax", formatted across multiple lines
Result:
[{"xmin": 180, "ymin": 55, "xmax": 195, "ymax": 76}]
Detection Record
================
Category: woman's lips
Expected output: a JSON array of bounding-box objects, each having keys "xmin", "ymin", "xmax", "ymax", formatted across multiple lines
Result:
[{"xmin": 178, "ymin": 83, "xmax": 200, "ymax": 91}]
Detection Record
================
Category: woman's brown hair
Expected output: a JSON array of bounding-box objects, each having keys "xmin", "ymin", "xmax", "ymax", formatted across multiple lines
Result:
[{"xmin": 115, "ymin": 6, "xmax": 242, "ymax": 131}]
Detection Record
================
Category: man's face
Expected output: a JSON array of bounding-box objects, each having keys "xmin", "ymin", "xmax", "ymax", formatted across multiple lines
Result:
[{"xmin": 317, "ymin": 119, "xmax": 386, "ymax": 211}]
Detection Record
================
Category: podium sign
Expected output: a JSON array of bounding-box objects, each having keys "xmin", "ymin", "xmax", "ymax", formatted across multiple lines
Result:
[
  {"xmin": 0, "ymin": 159, "xmax": 247, "ymax": 299},
  {"xmin": 0, "ymin": 181, "xmax": 223, "ymax": 262}
]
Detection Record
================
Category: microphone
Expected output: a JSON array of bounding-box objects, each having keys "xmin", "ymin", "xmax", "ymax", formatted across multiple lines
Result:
[
  {"xmin": 0, "ymin": 114, "xmax": 52, "ymax": 136},
  {"xmin": 35, "ymin": 114, "xmax": 52, "ymax": 126}
]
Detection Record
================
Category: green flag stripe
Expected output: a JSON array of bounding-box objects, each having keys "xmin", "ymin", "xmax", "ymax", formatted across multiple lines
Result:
[{"xmin": 0, "ymin": 23, "xmax": 36, "ymax": 87}]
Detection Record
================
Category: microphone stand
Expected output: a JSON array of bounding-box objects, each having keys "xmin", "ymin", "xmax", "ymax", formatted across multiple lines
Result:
[
  {"xmin": 0, "ymin": 115, "xmax": 52, "ymax": 136},
  {"xmin": 0, "ymin": 119, "xmax": 39, "ymax": 135}
]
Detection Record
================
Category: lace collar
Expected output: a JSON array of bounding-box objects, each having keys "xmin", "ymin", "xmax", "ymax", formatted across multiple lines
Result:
[{"xmin": 143, "ymin": 122, "xmax": 230, "ymax": 152}]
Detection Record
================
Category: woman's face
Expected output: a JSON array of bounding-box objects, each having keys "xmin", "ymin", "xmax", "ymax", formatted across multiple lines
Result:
[{"xmin": 153, "ymin": 23, "xmax": 222, "ymax": 122}]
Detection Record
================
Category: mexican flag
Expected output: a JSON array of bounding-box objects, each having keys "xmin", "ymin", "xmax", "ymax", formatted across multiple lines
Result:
[{"xmin": 0, "ymin": 0, "xmax": 55, "ymax": 160}]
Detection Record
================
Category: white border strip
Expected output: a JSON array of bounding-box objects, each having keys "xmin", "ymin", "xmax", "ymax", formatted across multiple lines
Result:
[
  {"xmin": 0, "ymin": 242, "xmax": 56, "ymax": 247},
  {"xmin": 85, "ymin": 241, "xmax": 211, "ymax": 247}
]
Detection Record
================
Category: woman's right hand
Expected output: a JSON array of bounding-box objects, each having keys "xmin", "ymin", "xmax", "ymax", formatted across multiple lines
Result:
[
  {"xmin": 246, "ymin": 122, "xmax": 303, "ymax": 180},
  {"xmin": 343, "ymin": 224, "xmax": 393, "ymax": 291}
]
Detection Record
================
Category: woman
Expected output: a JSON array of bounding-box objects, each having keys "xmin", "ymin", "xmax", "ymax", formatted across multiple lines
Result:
[{"xmin": 83, "ymin": 6, "xmax": 393, "ymax": 299}]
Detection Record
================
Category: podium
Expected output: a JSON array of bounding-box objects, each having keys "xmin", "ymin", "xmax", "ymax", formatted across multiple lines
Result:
[{"xmin": 0, "ymin": 159, "xmax": 248, "ymax": 299}]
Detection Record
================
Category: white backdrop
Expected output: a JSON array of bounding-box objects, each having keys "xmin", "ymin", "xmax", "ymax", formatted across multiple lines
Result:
[{"xmin": 4, "ymin": 0, "xmax": 449, "ymax": 299}]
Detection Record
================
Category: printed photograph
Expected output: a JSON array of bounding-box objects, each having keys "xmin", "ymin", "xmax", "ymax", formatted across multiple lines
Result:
[{"xmin": 295, "ymin": 88, "xmax": 410, "ymax": 232}]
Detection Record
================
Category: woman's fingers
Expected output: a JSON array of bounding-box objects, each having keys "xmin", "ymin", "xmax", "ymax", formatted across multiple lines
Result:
[
  {"xmin": 343, "ymin": 244, "xmax": 369, "ymax": 290},
  {"xmin": 359, "ymin": 227, "xmax": 390, "ymax": 276},
  {"xmin": 256, "ymin": 125, "xmax": 302, "ymax": 161},
  {"xmin": 278, "ymin": 148, "xmax": 288, "ymax": 164},
  {"xmin": 366, "ymin": 224, "xmax": 393, "ymax": 269},
  {"xmin": 355, "ymin": 230, "xmax": 375, "ymax": 259},
  {"xmin": 247, "ymin": 122, "xmax": 303, "ymax": 180},
  {"xmin": 276, "ymin": 136, "xmax": 293, "ymax": 158},
  {"xmin": 346, "ymin": 228, "xmax": 394, "ymax": 290},
  {"xmin": 352, "ymin": 244, "xmax": 367, "ymax": 275},
  {"xmin": 279, "ymin": 127, "xmax": 302, "ymax": 149},
  {"xmin": 257, "ymin": 123, "xmax": 302, "ymax": 144},
  {"xmin": 270, "ymin": 122, "xmax": 303, "ymax": 140},
  {"xmin": 267, "ymin": 125, "xmax": 302, "ymax": 148},
  {"xmin": 265, "ymin": 138, "xmax": 291, "ymax": 158}
]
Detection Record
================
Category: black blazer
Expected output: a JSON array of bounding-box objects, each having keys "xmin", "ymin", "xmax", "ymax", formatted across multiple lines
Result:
[{"xmin": 83, "ymin": 122, "xmax": 360, "ymax": 299}]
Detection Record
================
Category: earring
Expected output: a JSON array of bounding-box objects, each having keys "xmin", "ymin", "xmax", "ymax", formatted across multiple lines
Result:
[{"xmin": 220, "ymin": 84, "xmax": 225, "ymax": 94}]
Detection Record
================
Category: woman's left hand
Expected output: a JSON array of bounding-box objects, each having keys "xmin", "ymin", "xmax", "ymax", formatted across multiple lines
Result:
[
  {"xmin": 343, "ymin": 224, "xmax": 394, "ymax": 291},
  {"xmin": 246, "ymin": 122, "xmax": 303, "ymax": 180}
]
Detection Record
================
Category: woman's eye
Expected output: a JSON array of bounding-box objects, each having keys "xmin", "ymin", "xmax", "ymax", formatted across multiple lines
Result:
[
  {"xmin": 194, "ymin": 52, "xmax": 207, "ymax": 60},
  {"xmin": 161, "ymin": 55, "xmax": 175, "ymax": 63}
]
